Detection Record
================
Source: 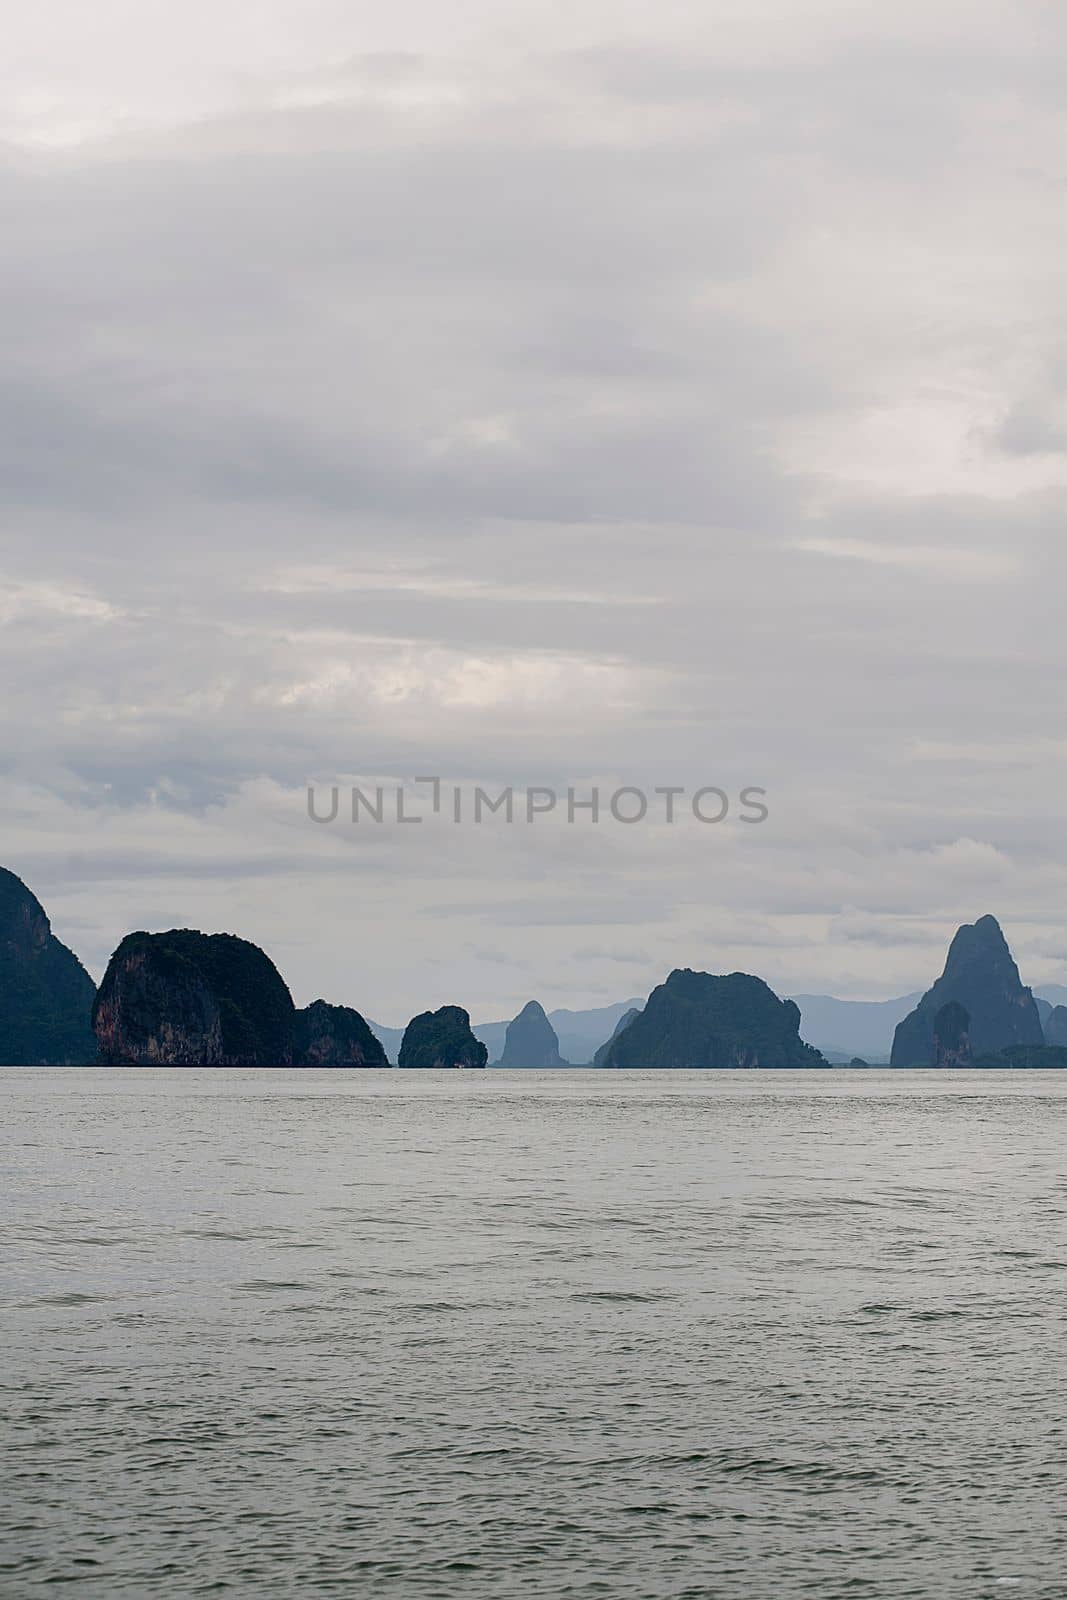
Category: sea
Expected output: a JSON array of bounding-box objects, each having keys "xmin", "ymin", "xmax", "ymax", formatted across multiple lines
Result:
[{"xmin": 3, "ymin": 1068, "xmax": 1066, "ymax": 1598}]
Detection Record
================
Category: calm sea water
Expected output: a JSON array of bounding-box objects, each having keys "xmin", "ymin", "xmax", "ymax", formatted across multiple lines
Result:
[{"xmin": 3, "ymin": 1069, "xmax": 1067, "ymax": 1598}]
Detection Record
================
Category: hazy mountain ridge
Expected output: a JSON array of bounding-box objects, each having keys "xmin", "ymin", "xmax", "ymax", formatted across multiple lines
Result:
[
  {"xmin": 8, "ymin": 861, "xmax": 1067, "ymax": 1067},
  {"xmin": 789, "ymin": 984, "xmax": 1067, "ymax": 1062},
  {"xmin": 785, "ymin": 992, "xmax": 921, "ymax": 1062},
  {"xmin": 369, "ymin": 998, "xmax": 646, "ymax": 1066}
]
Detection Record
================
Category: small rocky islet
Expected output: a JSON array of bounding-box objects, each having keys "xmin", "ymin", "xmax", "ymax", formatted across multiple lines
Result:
[
  {"xmin": 4, "ymin": 864, "xmax": 1067, "ymax": 1068},
  {"xmin": 397, "ymin": 1006, "xmax": 488, "ymax": 1070}
]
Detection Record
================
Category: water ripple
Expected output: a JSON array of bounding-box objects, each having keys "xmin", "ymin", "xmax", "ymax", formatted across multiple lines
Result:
[{"xmin": 3, "ymin": 1067, "xmax": 1067, "ymax": 1598}]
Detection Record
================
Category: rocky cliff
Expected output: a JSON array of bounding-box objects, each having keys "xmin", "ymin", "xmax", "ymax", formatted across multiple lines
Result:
[
  {"xmin": 593, "ymin": 1006, "xmax": 641, "ymax": 1067},
  {"xmin": 890, "ymin": 915, "xmax": 1043, "ymax": 1067},
  {"xmin": 398, "ymin": 1005, "xmax": 488, "ymax": 1069},
  {"xmin": 600, "ymin": 969, "xmax": 826, "ymax": 1068},
  {"xmin": 0, "ymin": 867, "xmax": 96, "ymax": 1065},
  {"xmin": 498, "ymin": 1000, "xmax": 567, "ymax": 1067},
  {"xmin": 93, "ymin": 929, "xmax": 297, "ymax": 1065},
  {"xmin": 1043, "ymin": 1005, "xmax": 1067, "ymax": 1047},
  {"xmin": 976, "ymin": 1044, "xmax": 1067, "ymax": 1068},
  {"xmin": 933, "ymin": 1000, "xmax": 972, "ymax": 1067},
  {"xmin": 295, "ymin": 1000, "xmax": 388, "ymax": 1066}
]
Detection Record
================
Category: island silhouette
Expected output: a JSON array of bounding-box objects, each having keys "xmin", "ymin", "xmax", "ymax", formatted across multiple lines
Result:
[{"xmin": 4, "ymin": 864, "xmax": 1067, "ymax": 1068}]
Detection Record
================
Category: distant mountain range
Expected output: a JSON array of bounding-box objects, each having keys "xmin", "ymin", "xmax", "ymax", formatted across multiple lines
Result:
[
  {"xmin": 376, "ymin": 985, "xmax": 1067, "ymax": 1067},
  {"xmin": 786, "ymin": 985, "xmax": 1067, "ymax": 1063},
  {"xmin": 370, "ymin": 993, "xmax": 988, "ymax": 1066},
  {"xmin": 6, "ymin": 859, "xmax": 1067, "ymax": 1068},
  {"xmin": 375, "ymin": 982, "xmax": 1067, "ymax": 1067},
  {"xmin": 368, "ymin": 999, "xmax": 645, "ymax": 1066},
  {"xmin": 784, "ymin": 993, "xmax": 922, "ymax": 1063}
]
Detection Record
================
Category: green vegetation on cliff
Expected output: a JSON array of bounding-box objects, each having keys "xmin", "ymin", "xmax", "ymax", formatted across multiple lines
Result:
[
  {"xmin": 295, "ymin": 1000, "xmax": 388, "ymax": 1066},
  {"xmin": 0, "ymin": 868, "xmax": 96, "ymax": 1065},
  {"xmin": 93, "ymin": 929, "xmax": 296, "ymax": 1065},
  {"xmin": 974, "ymin": 1044, "xmax": 1067, "ymax": 1068},
  {"xmin": 398, "ymin": 1005, "xmax": 488, "ymax": 1069},
  {"xmin": 600, "ymin": 969, "xmax": 825, "ymax": 1069}
]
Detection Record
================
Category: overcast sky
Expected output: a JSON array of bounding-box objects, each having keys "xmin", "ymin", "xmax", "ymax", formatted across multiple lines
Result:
[{"xmin": 3, "ymin": 1, "xmax": 1067, "ymax": 1022}]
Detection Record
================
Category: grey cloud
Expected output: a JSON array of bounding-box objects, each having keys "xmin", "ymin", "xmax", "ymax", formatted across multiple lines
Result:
[
  {"xmin": 994, "ymin": 408, "xmax": 1067, "ymax": 458},
  {"xmin": 3, "ymin": 16, "xmax": 1067, "ymax": 1015}
]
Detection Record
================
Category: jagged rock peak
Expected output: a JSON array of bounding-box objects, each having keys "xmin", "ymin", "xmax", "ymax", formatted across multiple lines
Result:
[
  {"xmin": 498, "ymin": 1000, "xmax": 567, "ymax": 1067},
  {"xmin": 891, "ymin": 915, "xmax": 1042, "ymax": 1067}
]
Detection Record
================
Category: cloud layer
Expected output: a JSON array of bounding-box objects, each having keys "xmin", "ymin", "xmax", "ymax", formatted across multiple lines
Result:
[{"xmin": 4, "ymin": 2, "xmax": 1067, "ymax": 1020}]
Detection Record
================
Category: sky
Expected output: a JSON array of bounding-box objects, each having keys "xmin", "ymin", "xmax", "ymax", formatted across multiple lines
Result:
[{"xmin": 3, "ymin": 1, "xmax": 1067, "ymax": 1023}]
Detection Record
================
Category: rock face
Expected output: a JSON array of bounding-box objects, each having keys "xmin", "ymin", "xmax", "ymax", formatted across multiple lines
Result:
[
  {"xmin": 890, "ymin": 916, "xmax": 1043, "ymax": 1067},
  {"xmin": 1043, "ymin": 1005, "xmax": 1067, "ymax": 1047},
  {"xmin": 600, "ymin": 969, "xmax": 826, "ymax": 1069},
  {"xmin": 398, "ymin": 1005, "xmax": 488, "ymax": 1069},
  {"xmin": 981, "ymin": 1043, "xmax": 1067, "ymax": 1068},
  {"xmin": 0, "ymin": 867, "xmax": 96, "ymax": 1065},
  {"xmin": 933, "ymin": 1001, "xmax": 972, "ymax": 1067},
  {"xmin": 295, "ymin": 1000, "xmax": 389, "ymax": 1066},
  {"xmin": 498, "ymin": 1000, "xmax": 567, "ymax": 1067},
  {"xmin": 593, "ymin": 1006, "xmax": 641, "ymax": 1067},
  {"xmin": 93, "ymin": 930, "xmax": 297, "ymax": 1065}
]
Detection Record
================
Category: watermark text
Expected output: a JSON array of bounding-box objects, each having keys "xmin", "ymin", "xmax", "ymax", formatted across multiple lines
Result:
[{"xmin": 307, "ymin": 779, "xmax": 769, "ymax": 826}]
